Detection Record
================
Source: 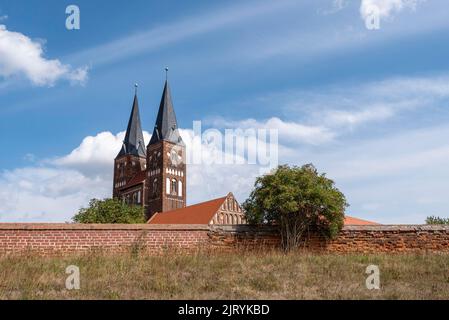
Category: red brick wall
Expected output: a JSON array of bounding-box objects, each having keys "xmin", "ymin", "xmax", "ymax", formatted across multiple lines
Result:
[
  {"xmin": 0, "ymin": 224, "xmax": 209, "ymax": 256},
  {"xmin": 0, "ymin": 224, "xmax": 448, "ymax": 256},
  {"xmin": 209, "ymin": 225, "xmax": 449, "ymax": 253},
  {"xmin": 324, "ymin": 225, "xmax": 449, "ymax": 253}
]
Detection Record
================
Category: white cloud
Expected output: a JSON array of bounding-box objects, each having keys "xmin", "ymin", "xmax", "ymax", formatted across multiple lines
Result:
[
  {"xmin": 360, "ymin": 0, "xmax": 421, "ymax": 21},
  {"xmin": 210, "ymin": 117, "xmax": 335, "ymax": 145},
  {"xmin": 0, "ymin": 25, "xmax": 88, "ymax": 86},
  {"xmin": 284, "ymin": 123, "xmax": 449, "ymax": 224},
  {"xmin": 316, "ymin": 75, "xmax": 449, "ymax": 128},
  {"xmin": 0, "ymin": 167, "xmax": 109, "ymax": 222},
  {"xmin": 0, "ymin": 15, "xmax": 7, "ymax": 22},
  {"xmin": 0, "ymin": 131, "xmax": 128, "ymax": 222},
  {"xmin": 319, "ymin": 0, "xmax": 350, "ymax": 15},
  {"xmin": 244, "ymin": 74, "xmax": 449, "ymax": 134},
  {"xmin": 53, "ymin": 131, "xmax": 151, "ymax": 176},
  {"xmin": 322, "ymin": 105, "xmax": 395, "ymax": 127}
]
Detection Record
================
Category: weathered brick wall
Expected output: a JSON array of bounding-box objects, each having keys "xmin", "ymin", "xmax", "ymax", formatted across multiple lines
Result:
[
  {"xmin": 0, "ymin": 224, "xmax": 449, "ymax": 256},
  {"xmin": 209, "ymin": 225, "xmax": 449, "ymax": 253},
  {"xmin": 325, "ymin": 225, "xmax": 449, "ymax": 253}
]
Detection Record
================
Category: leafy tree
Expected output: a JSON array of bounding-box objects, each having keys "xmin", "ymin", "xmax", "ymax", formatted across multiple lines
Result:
[
  {"xmin": 73, "ymin": 198, "xmax": 145, "ymax": 224},
  {"xmin": 243, "ymin": 164, "xmax": 348, "ymax": 251},
  {"xmin": 426, "ymin": 216, "xmax": 449, "ymax": 225}
]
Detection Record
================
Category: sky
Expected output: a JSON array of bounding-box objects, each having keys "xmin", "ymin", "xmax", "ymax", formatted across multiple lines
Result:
[{"xmin": 1, "ymin": 0, "xmax": 449, "ymax": 223}]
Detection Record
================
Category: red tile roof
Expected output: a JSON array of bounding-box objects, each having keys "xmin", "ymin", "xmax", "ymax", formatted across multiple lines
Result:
[
  {"xmin": 148, "ymin": 195, "xmax": 379, "ymax": 226},
  {"xmin": 344, "ymin": 216, "xmax": 379, "ymax": 225},
  {"xmin": 148, "ymin": 196, "xmax": 228, "ymax": 224}
]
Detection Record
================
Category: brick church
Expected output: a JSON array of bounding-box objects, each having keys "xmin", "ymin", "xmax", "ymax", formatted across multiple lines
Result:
[{"xmin": 113, "ymin": 77, "xmax": 247, "ymax": 225}]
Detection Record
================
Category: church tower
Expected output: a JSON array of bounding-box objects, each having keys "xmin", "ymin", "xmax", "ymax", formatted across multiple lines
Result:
[
  {"xmin": 145, "ymin": 79, "xmax": 186, "ymax": 219},
  {"xmin": 113, "ymin": 86, "xmax": 147, "ymax": 199}
]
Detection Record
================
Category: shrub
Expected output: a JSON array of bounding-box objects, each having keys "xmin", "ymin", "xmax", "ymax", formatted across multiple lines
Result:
[
  {"xmin": 243, "ymin": 164, "xmax": 348, "ymax": 251},
  {"xmin": 426, "ymin": 216, "xmax": 449, "ymax": 225},
  {"xmin": 73, "ymin": 198, "xmax": 145, "ymax": 224}
]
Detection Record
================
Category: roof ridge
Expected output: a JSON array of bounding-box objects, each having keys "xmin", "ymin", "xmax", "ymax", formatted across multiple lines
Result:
[{"xmin": 159, "ymin": 196, "xmax": 228, "ymax": 214}]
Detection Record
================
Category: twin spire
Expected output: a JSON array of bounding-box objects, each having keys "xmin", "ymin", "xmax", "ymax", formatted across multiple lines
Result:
[
  {"xmin": 149, "ymin": 80, "xmax": 183, "ymax": 146},
  {"xmin": 116, "ymin": 71, "xmax": 183, "ymax": 159},
  {"xmin": 117, "ymin": 90, "xmax": 146, "ymax": 158}
]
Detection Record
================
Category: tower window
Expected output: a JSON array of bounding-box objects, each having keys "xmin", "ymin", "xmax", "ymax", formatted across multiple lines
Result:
[
  {"xmin": 178, "ymin": 180, "xmax": 183, "ymax": 197},
  {"xmin": 166, "ymin": 178, "xmax": 170, "ymax": 195},
  {"xmin": 152, "ymin": 178, "xmax": 158, "ymax": 196},
  {"xmin": 171, "ymin": 179, "xmax": 178, "ymax": 195}
]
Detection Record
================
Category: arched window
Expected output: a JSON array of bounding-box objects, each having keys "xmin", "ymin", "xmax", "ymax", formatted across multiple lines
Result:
[
  {"xmin": 166, "ymin": 178, "xmax": 170, "ymax": 195},
  {"xmin": 178, "ymin": 180, "xmax": 183, "ymax": 197},
  {"xmin": 152, "ymin": 178, "xmax": 158, "ymax": 196},
  {"xmin": 171, "ymin": 179, "xmax": 177, "ymax": 195}
]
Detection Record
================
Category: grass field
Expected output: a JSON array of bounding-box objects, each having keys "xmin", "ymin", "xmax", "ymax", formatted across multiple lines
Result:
[{"xmin": 0, "ymin": 250, "xmax": 448, "ymax": 299}]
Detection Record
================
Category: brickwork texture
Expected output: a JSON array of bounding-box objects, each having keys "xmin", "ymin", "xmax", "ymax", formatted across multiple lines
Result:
[{"xmin": 0, "ymin": 224, "xmax": 448, "ymax": 256}]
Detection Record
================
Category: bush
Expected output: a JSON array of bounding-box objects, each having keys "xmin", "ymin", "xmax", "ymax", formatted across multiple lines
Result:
[
  {"xmin": 243, "ymin": 164, "xmax": 348, "ymax": 251},
  {"xmin": 73, "ymin": 198, "xmax": 145, "ymax": 224},
  {"xmin": 426, "ymin": 216, "xmax": 449, "ymax": 225}
]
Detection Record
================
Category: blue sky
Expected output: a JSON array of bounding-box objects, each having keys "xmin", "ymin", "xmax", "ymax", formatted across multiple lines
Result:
[{"xmin": 1, "ymin": 0, "xmax": 449, "ymax": 223}]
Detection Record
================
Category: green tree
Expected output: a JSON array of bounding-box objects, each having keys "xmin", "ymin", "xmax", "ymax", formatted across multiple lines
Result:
[
  {"xmin": 73, "ymin": 198, "xmax": 145, "ymax": 224},
  {"xmin": 426, "ymin": 216, "xmax": 449, "ymax": 225},
  {"xmin": 243, "ymin": 164, "xmax": 348, "ymax": 251}
]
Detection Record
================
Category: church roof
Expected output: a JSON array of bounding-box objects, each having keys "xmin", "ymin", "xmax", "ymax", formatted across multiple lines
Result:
[
  {"xmin": 149, "ymin": 80, "xmax": 184, "ymax": 146},
  {"xmin": 147, "ymin": 194, "xmax": 379, "ymax": 226},
  {"xmin": 344, "ymin": 216, "xmax": 379, "ymax": 225},
  {"xmin": 122, "ymin": 170, "xmax": 146, "ymax": 190},
  {"xmin": 148, "ymin": 196, "xmax": 228, "ymax": 225},
  {"xmin": 117, "ymin": 93, "xmax": 146, "ymax": 158}
]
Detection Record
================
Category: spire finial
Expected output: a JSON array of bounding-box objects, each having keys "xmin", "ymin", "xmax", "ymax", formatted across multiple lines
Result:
[
  {"xmin": 165, "ymin": 67, "xmax": 169, "ymax": 81},
  {"xmin": 134, "ymin": 83, "xmax": 138, "ymax": 95}
]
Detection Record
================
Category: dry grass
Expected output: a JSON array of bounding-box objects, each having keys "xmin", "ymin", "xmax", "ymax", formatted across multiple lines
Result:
[{"xmin": 0, "ymin": 250, "xmax": 448, "ymax": 300}]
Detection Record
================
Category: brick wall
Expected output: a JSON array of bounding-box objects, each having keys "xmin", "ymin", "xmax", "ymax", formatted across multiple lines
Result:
[
  {"xmin": 0, "ymin": 224, "xmax": 448, "ymax": 256},
  {"xmin": 209, "ymin": 225, "xmax": 449, "ymax": 253},
  {"xmin": 325, "ymin": 225, "xmax": 449, "ymax": 253},
  {"xmin": 0, "ymin": 224, "xmax": 210, "ymax": 256}
]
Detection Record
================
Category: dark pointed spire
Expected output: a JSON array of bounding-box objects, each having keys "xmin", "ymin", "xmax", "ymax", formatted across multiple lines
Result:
[
  {"xmin": 117, "ymin": 86, "xmax": 146, "ymax": 158},
  {"xmin": 149, "ymin": 79, "xmax": 184, "ymax": 146}
]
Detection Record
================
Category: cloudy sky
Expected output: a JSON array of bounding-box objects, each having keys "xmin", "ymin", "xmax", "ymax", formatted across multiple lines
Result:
[{"xmin": 1, "ymin": 0, "xmax": 449, "ymax": 223}]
